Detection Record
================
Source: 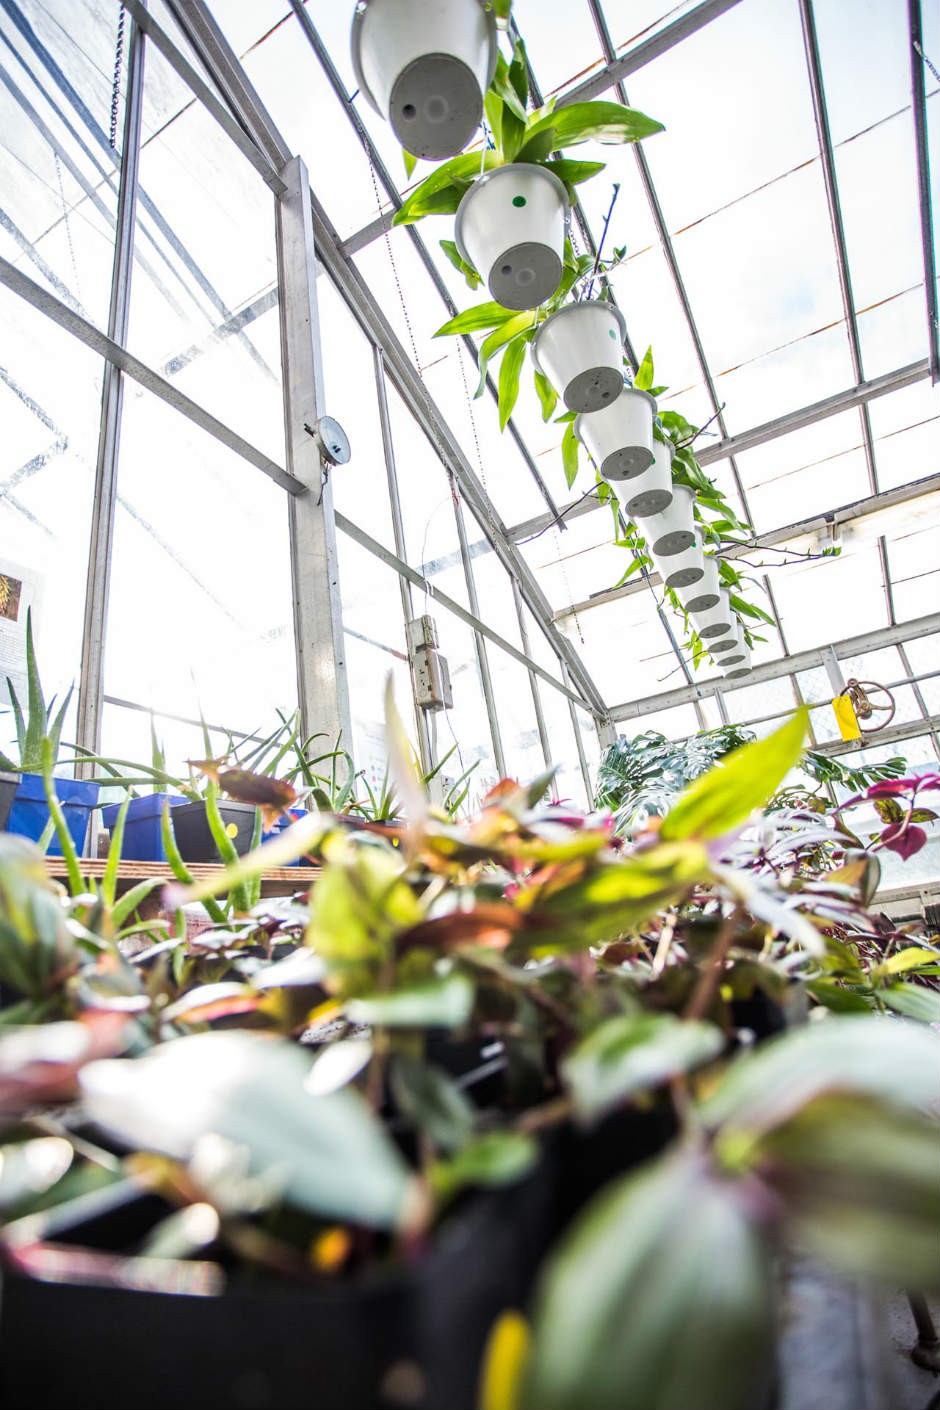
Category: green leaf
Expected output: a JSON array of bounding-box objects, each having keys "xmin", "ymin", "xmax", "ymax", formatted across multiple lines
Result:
[
  {"xmin": 389, "ymin": 1054, "xmax": 475, "ymax": 1153},
  {"xmin": 562, "ymin": 420, "xmax": 581, "ymax": 488},
  {"xmin": 755, "ymin": 1095, "xmax": 940, "ymax": 1289},
  {"xmin": 524, "ymin": 1150, "xmax": 774, "ymax": 1410},
  {"xmin": 515, "ymin": 128, "xmax": 558, "ymax": 164},
  {"xmin": 660, "ymin": 710, "xmax": 808, "ymax": 841},
  {"xmin": 476, "ymin": 312, "xmax": 536, "ymax": 396},
  {"xmin": 533, "ymin": 368, "xmax": 558, "ymax": 422},
  {"xmin": 346, "ymin": 971, "xmax": 474, "ymax": 1029},
  {"xmin": 522, "ymin": 101, "xmax": 664, "ymax": 153},
  {"xmin": 430, "ymin": 1131, "xmax": 537, "ymax": 1203},
  {"xmin": 543, "ymin": 157, "xmax": 606, "ymax": 187},
  {"xmin": 403, "ymin": 148, "xmax": 417, "ymax": 180},
  {"xmin": 633, "ymin": 347, "xmax": 654, "ymax": 392},
  {"xmin": 80, "ymin": 1032, "xmax": 414, "ymax": 1229},
  {"xmin": 563, "ymin": 1013, "xmax": 725, "ymax": 1121},
  {"xmin": 498, "ymin": 332, "xmax": 528, "ymax": 430},
  {"xmin": 437, "ymin": 240, "xmax": 483, "ymax": 292},
  {"xmin": 703, "ymin": 1015, "xmax": 940, "ymax": 1142},
  {"xmin": 872, "ymin": 947, "xmax": 939, "ymax": 978},
  {"xmin": 392, "ymin": 151, "xmax": 497, "ymax": 226},
  {"xmin": 881, "ymin": 983, "xmax": 940, "ymax": 1023}
]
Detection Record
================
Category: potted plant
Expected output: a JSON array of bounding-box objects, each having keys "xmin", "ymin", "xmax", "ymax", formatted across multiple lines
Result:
[
  {"xmin": 1, "ymin": 698, "xmax": 936, "ymax": 1409},
  {"xmin": 350, "ymin": 0, "xmax": 503, "ymax": 162},
  {"xmin": 616, "ymin": 432, "xmax": 675, "ymax": 516},
  {"xmin": 393, "ymin": 37, "xmax": 662, "ymax": 311},
  {"xmin": 0, "ymin": 609, "xmax": 98, "ymax": 856},
  {"xmin": 636, "ymin": 481, "xmax": 696, "ymax": 558},
  {"xmin": 675, "ymin": 554, "xmax": 721, "ymax": 614}
]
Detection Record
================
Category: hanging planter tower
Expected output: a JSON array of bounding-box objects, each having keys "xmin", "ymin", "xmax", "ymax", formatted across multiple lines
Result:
[
  {"xmin": 575, "ymin": 385, "xmax": 656, "ymax": 481},
  {"xmin": 351, "ymin": 0, "xmax": 498, "ymax": 160}
]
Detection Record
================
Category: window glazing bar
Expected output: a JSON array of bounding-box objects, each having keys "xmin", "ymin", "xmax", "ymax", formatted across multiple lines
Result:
[
  {"xmin": 452, "ymin": 489, "xmax": 507, "ymax": 776},
  {"xmin": 0, "ymin": 257, "xmax": 303, "ymax": 494},
  {"xmin": 608, "ymin": 613, "xmax": 940, "ymax": 721},
  {"xmin": 75, "ymin": 6, "xmax": 146, "ymax": 775},
  {"xmin": 512, "ymin": 578, "xmax": 556, "ymax": 789},
  {"xmin": 908, "ymin": 0, "xmax": 940, "ymax": 381}
]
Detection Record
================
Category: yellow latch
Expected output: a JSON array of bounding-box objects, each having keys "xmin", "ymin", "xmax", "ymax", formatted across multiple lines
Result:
[{"xmin": 832, "ymin": 693, "xmax": 862, "ymax": 741}]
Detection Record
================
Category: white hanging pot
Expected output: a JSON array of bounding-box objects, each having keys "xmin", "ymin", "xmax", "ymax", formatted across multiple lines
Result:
[
  {"xmin": 676, "ymin": 555, "xmax": 721, "ymax": 613},
  {"xmin": 722, "ymin": 644, "xmax": 752, "ymax": 679},
  {"xmin": 530, "ymin": 300, "xmax": 627, "ymax": 413},
  {"xmin": 709, "ymin": 626, "xmax": 739, "ymax": 656},
  {"xmin": 652, "ymin": 528, "xmax": 703, "ymax": 589},
  {"xmin": 455, "ymin": 164, "xmax": 570, "ymax": 311},
  {"xmin": 575, "ymin": 387, "xmax": 657, "ymax": 482},
  {"xmin": 691, "ymin": 587, "xmax": 735, "ymax": 640},
  {"xmin": 622, "ymin": 438, "xmax": 674, "ymax": 518},
  {"xmin": 351, "ymin": 0, "xmax": 497, "ymax": 161},
  {"xmin": 721, "ymin": 625, "xmax": 749, "ymax": 666},
  {"xmin": 637, "ymin": 483, "xmax": 695, "ymax": 557}
]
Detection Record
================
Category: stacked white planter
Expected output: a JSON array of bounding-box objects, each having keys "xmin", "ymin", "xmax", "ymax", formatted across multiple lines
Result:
[
  {"xmin": 722, "ymin": 643, "xmax": 752, "ymax": 679},
  {"xmin": 531, "ymin": 301, "xmax": 627, "ymax": 413},
  {"xmin": 638, "ymin": 483, "xmax": 695, "ymax": 557},
  {"xmin": 621, "ymin": 438, "xmax": 674, "ymax": 518},
  {"xmin": 653, "ymin": 526, "xmax": 704, "ymax": 589},
  {"xmin": 692, "ymin": 586, "xmax": 735, "ymax": 641},
  {"xmin": 709, "ymin": 628, "xmax": 739, "ymax": 656},
  {"xmin": 455, "ymin": 164, "xmax": 569, "ymax": 311},
  {"xmin": 351, "ymin": 0, "xmax": 497, "ymax": 160},
  {"xmin": 575, "ymin": 387, "xmax": 657, "ymax": 481},
  {"xmin": 676, "ymin": 555, "xmax": 720, "ymax": 613}
]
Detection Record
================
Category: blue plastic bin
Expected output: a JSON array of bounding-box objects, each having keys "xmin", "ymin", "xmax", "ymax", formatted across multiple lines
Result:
[
  {"xmin": 100, "ymin": 794, "xmax": 187, "ymax": 862},
  {"xmin": 7, "ymin": 773, "xmax": 100, "ymax": 856},
  {"xmin": 261, "ymin": 808, "xmax": 306, "ymax": 866}
]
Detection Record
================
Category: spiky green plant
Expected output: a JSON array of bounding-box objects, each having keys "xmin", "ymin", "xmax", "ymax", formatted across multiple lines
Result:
[{"xmin": 0, "ymin": 608, "xmax": 73, "ymax": 773}]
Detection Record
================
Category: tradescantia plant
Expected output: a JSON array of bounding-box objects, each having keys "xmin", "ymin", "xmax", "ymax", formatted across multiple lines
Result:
[
  {"xmin": 0, "ymin": 696, "xmax": 936, "ymax": 1410},
  {"xmin": 393, "ymin": 37, "xmax": 662, "ymax": 235}
]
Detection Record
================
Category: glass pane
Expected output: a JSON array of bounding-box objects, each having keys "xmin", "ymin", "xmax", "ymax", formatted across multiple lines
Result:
[
  {"xmin": 0, "ymin": 282, "xmax": 101, "ymax": 755},
  {"xmin": 0, "ymin": 0, "xmax": 120, "ymax": 329},
  {"xmin": 103, "ymin": 387, "xmax": 296, "ymax": 738},
  {"xmin": 128, "ymin": 40, "xmax": 283, "ymax": 462}
]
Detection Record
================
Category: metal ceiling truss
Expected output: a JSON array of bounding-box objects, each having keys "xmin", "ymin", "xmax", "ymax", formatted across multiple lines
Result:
[{"xmin": 608, "ymin": 612, "xmax": 940, "ymax": 723}]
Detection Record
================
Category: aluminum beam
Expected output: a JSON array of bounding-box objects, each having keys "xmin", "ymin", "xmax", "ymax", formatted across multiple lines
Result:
[
  {"xmin": 372, "ymin": 345, "xmax": 433, "ymax": 774},
  {"xmin": 333, "ymin": 512, "xmax": 584, "ymax": 708},
  {"xmin": 559, "ymin": 0, "xmax": 746, "ymax": 105},
  {"xmin": 608, "ymin": 612, "xmax": 940, "ymax": 723},
  {"xmin": 908, "ymin": 0, "xmax": 940, "ymax": 382},
  {"xmin": 815, "ymin": 713, "xmax": 940, "ymax": 759},
  {"xmin": 512, "ymin": 577, "xmax": 555, "ymax": 782},
  {"xmin": 122, "ymin": 0, "xmax": 285, "ymax": 193},
  {"xmin": 75, "ymin": 8, "xmax": 146, "ymax": 777},
  {"xmin": 275, "ymin": 155, "xmax": 351, "ymax": 751},
  {"xmin": 0, "ymin": 257, "xmax": 303, "ymax": 493}
]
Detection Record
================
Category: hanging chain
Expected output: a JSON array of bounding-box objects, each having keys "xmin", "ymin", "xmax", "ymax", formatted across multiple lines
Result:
[
  {"xmin": 914, "ymin": 39, "xmax": 940, "ymax": 87},
  {"xmin": 53, "ymin": 152, "xmax": 81, "ymax": 303},
  {"xmin": 109, "ymin": 2, "xmax": 126, "ymax": 151}
]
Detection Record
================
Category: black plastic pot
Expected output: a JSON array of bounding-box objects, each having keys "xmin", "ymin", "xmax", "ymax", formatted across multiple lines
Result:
[
  {"xmin": 0, "ymin": 1155, "xmax": 559, "ymax": 1410},
  {"xmin": 0, "ymin": 771, "xmax": 18, "ymax": 830},
  {"xmin": 170, "ymin": 800, "xmax": 258, "ymax": 862}
]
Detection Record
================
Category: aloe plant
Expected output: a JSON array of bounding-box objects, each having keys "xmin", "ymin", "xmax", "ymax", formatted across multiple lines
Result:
[{"xmin": 0, "ymin": 608, "xmax": 73, "ymax": 774}]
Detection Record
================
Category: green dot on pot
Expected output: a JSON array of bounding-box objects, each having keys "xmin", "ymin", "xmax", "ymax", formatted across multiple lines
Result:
[
  {"xmin": 512, "ymin": 195, "xmax": 526, "ymax": 207},
  {"xmin": 609, "ymin": 328, "xmax": 617, "ymax": 338}
]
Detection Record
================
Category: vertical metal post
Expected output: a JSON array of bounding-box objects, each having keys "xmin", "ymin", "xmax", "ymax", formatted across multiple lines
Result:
[
  {"xmin": 897, "ymin": 641, "xmax": 940, "ymax": 761},
  {"xmin": 452, "ymin": 489, "xmax": 506, "ymax": 777},
  {"xmin": 75, "ymin": 6, "xmax": 146, "ymax": 776},
  {"xmin": 595, "ymin": 716, "xmax": 617, "ymax": 752},
  {"xmin": 275, "ymin": 155, "xmax": 351, "ymax": 752},
  {"xmin": 513, "ymin": 578, "xmax": 555, "ymax": 785},
  {"xmin": 714, "ymin": 689, "xmax": 731, "ymax": 725},
  {"xmin": 372, "ymin": 344, "xmax": 433, "ymax": 775},
  {"xmin": 908, "ymin": 0, "xmax": 939, "ymax": 383},
  {"xmin": 563, "ymin": 663, "xmax": 594, "ymax": 803}
]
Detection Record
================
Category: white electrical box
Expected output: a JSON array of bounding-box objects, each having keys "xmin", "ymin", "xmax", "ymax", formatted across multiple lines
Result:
[{"xmin": 408, "ymin": 615, "xmax": 452, "ymax": 711}]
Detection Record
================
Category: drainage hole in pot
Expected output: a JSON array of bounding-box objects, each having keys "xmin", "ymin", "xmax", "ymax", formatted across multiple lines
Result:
[
  {"xmin": 501, "ymin": 263, "xmax": 512, "ymax": 275},
  {"xmin": 402, "ymin": 103, "xmax": 416, "ymax": 119}
]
